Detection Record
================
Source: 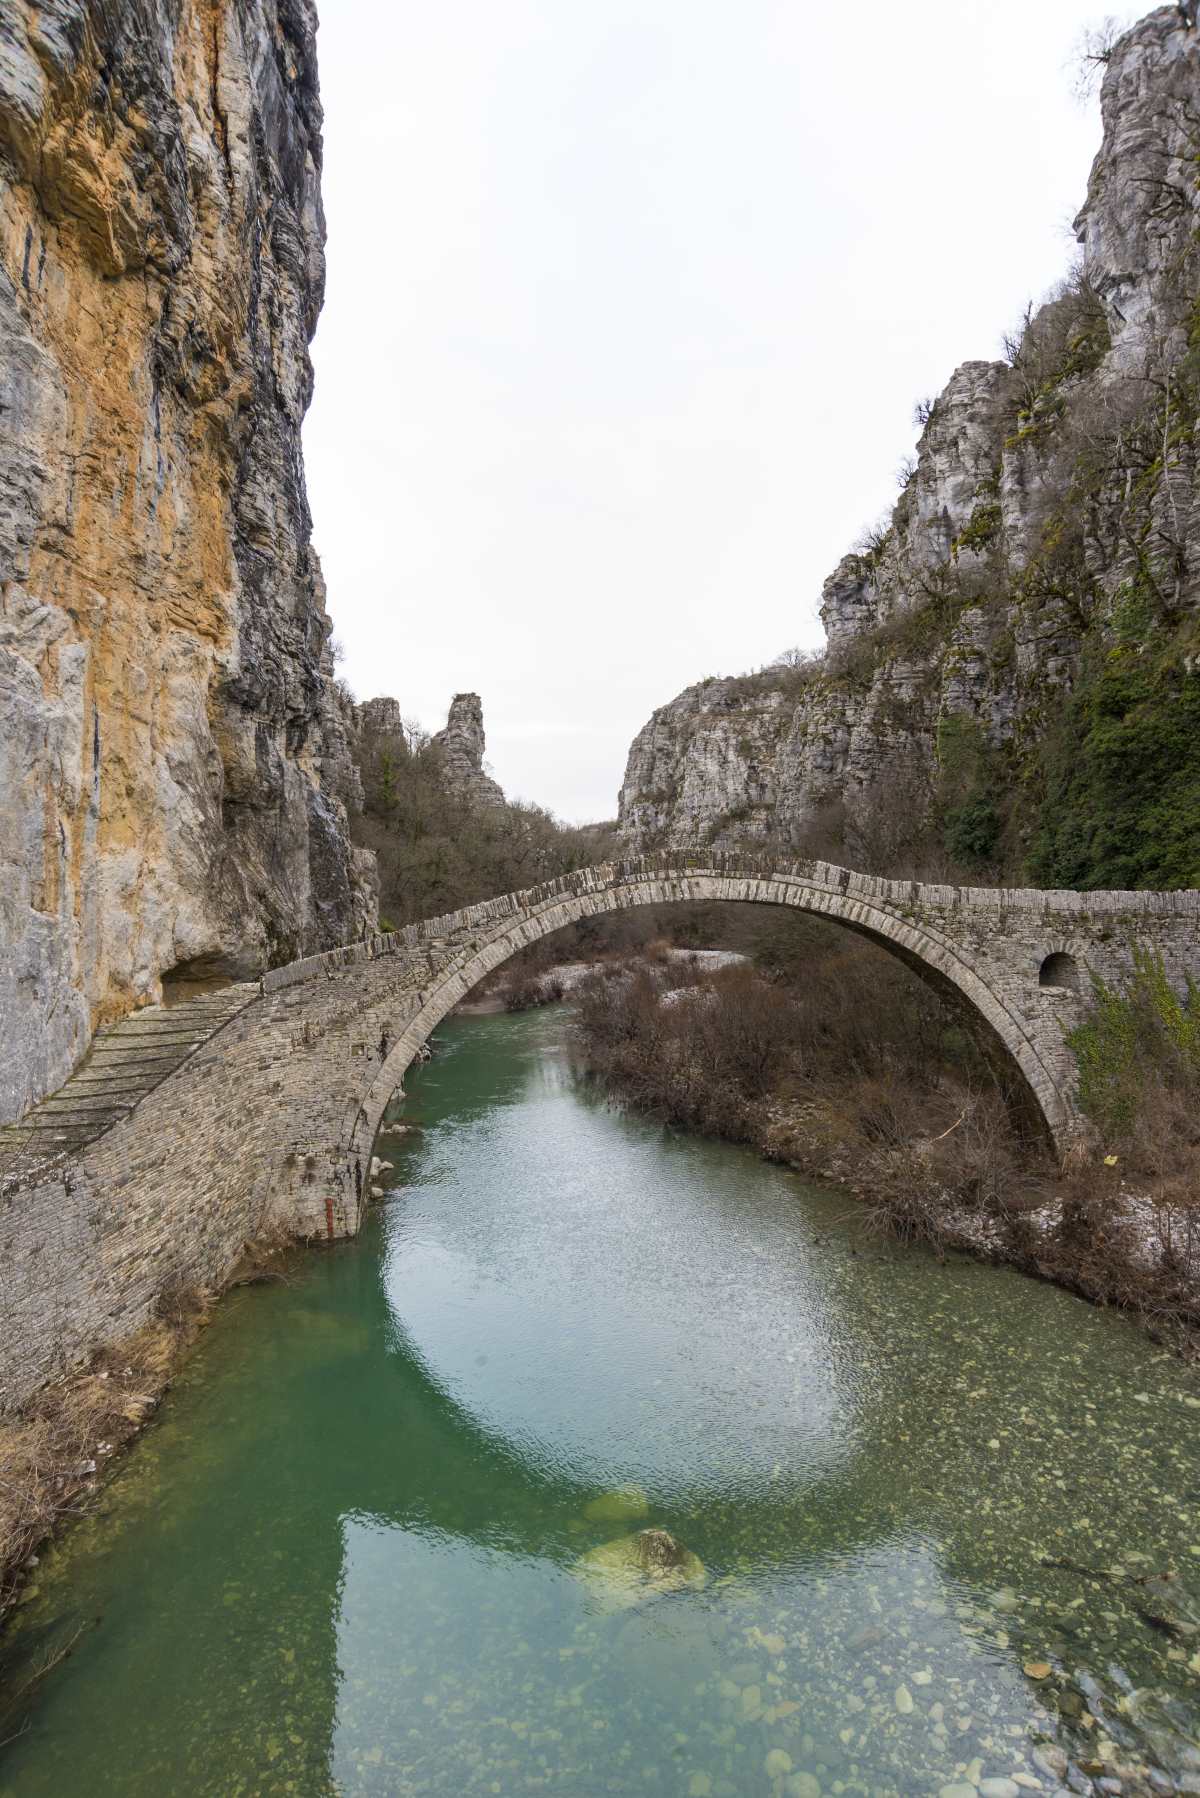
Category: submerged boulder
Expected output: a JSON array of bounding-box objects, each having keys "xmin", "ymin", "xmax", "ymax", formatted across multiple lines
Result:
[
  {"xmin": 634, "ymin": 1529, "xmax": 689, "ymax": 1574},
  {"xmin": 573, "ymin": 1528, "xmax": 707, "ymax": 1610}
]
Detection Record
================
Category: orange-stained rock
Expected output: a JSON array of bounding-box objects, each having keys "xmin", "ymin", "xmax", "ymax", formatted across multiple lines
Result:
[{"xmin": 0, "ymin": 1, "xmax": 374, "ymax": 1123}]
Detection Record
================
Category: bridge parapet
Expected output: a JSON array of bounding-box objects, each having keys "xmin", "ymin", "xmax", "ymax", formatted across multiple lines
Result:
[
  {"xmin": 3, "ymin": 859, "xmax": 1197, "ymax": 1414},
  {"xmin": 258, "ymin": 854, "xmax": 1200, "ymax": 998},
  {"xmin": 252, "ymin": 857, "xmax": 1200, "ymax": 1244}
]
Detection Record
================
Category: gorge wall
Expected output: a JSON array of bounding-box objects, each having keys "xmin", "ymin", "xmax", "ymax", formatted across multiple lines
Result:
[
  {"xmin": 0, "ymin": 0, "xmax": 374, "ymax": 1127},
  {"xmin": 619, "ymin": 6, "xmax": 1200, "ymax": 894}
]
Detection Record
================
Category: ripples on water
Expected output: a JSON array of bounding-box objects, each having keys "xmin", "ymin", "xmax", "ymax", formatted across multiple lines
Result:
[{"xmin": 1, "ymin": 1006, "xmax": 1198, "ymax": 1797}]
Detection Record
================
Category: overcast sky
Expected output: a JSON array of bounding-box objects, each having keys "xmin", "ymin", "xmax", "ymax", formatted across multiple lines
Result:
[{"xmin": 305, "ymin": 1, "xmax": 1118, "ymax": 822}]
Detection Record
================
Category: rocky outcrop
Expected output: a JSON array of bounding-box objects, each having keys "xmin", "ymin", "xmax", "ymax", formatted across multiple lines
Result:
[
  {"xmin": 431, "ymin": 693, "xmax": 505, "ymax": 809},
  {"xmin": 0, "ymin": 1, "xmax": 374, "ymax": 1124},
  {"xmin": 619, "ymin": 7, "xmax": 1200, "ymax": 892},
  {"xmin": 352, "ymin": 691, "xmax": 506, "ymax": 811}
]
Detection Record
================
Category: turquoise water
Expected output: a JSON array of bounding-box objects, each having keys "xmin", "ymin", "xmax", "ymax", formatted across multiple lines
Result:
[{"xmin": 1, "ymin": 1006, "xmax": 1198, "ymax": 1796}]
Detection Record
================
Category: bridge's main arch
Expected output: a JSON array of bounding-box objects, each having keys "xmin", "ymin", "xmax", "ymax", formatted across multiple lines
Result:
[
  {"xmin": 6, "ymin": 858, "xmax": 1193, "ymax": 1409},
  {"xmin": 327, "ymin": 860, "xmax": 1090, "ymax": 1229}
]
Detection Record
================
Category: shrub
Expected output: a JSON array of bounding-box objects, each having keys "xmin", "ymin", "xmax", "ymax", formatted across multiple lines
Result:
[
  {"xmin": 1068, "ymin": 945, "xmax": 1200, "ymax": 1152},
  {"xmin": 936, "ymin": 715, "xmax": 1005, "ymax": 871},
  {"xmin": 944, "ymin": 794, "xmax": 1001, "ymax": 865},
  {"xmin": 1030, "ymin": 631, "xmax": 1200, "ymax": 890}
]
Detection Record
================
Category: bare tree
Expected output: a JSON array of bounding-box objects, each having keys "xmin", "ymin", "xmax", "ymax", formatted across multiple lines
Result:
[
  {"xmin": 1001, "ymin": 300, "xmax": 1036, "ymax": 375},
  {"xmin": 1070, "ymin": 17, "xmax": 1128, "ymax": 102},
  {"xmin": 853, "ymin": 513, "xmax": 893, "ymax": 565}
]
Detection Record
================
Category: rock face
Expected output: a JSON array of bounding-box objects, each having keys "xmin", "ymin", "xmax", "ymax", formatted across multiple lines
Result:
[
  {"xmin": 619, "ymin": 7, "xmax": 1200, "ymax": 892},
  {"xmin": 0, "ymin": 1, "xmax": 374, "ymax": 1124},
  {"xmin": 431, "ymin": 693, "xmax": 505, "ymax": 808}
]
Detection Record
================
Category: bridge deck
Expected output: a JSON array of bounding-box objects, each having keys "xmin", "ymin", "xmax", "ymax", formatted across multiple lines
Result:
[
  {"xmin": 0, "ymin": 985, "xmax": 258, "ymax": 1189},
  {"xmin": 3, "ymin": 857, "xmax": 1197, "ymax": 1203}
]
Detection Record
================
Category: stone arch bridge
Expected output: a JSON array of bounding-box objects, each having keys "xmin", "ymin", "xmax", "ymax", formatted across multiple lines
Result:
[
  {"xmin": 4, "ymin": 856, "xmax": 1199, "ymax": 1408},
  {"xmin": 294, "ymin": 854, "xmax": 1198, "ymax": 1225}
]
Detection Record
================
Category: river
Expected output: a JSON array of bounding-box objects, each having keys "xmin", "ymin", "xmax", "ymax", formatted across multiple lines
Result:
[{"xmin": 1, "ymin": 1006, "xmax": 1198, "ymax": 1796}]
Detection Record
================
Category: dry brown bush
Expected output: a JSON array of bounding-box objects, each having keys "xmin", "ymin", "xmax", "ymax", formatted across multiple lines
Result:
[
  {"xmin": 0, "ymin": 1288, "xmax": 212, "ymax": 1621},
  {"xmin": 572, "ymin": 941, "xmax": 1027, "ymax": 1223},
  {"xmin": 847, "ymin": 1079, "xmax": 1033, "ymax": 1254},
  {"xmin": 558, "ymin": 910, "xmax": 1200, "ymax": 1349},
  {"xmin": 504, "ymin": 971, "xmax": 565, "ymax": 1013}
]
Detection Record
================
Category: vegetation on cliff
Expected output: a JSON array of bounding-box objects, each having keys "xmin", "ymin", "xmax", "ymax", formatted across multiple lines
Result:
[
  {"xmin": 1069, "ymin": 947, "xmax": 1200, "ymax": 1167},
  {"xmin": 617, "ymin": 9, "xmax": 1200, "ymax": 898}
]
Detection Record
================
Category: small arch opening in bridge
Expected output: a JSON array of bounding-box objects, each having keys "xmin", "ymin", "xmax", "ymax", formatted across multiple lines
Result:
[{"xmin": 1039, "ymin": 951, "xmax": 1080, "ymax": 993}]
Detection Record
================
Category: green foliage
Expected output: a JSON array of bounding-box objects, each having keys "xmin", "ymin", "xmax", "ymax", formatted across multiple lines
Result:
[
  {"xmin": 951, "ymin": 500, "xmax": 1002, "ymax": 559},
  {"xmin": 944, "ymin": 795, "xmax": 1001, "ymax": 864},
  {"xmin": 1069, "ymin": 945, "xmax": 1200, "ymax": 1141},
  {"xmin": 1029, "ymin": 626, "xmax": 1200, "ymax": 890},
  {"xmin": 936, "ymin": 715, "xmax": 1003, "ymax": 869},
  {"xmin": 1059, "ymin": 317, "xmax": 1110, "ymax": 385}
]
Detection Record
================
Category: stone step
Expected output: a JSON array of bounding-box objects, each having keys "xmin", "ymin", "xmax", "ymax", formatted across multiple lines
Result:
[
  {"xmin": 97, "ymin": 1035, "xmax": 205, "ymax": 1050},
  {"xmin": 12, "ymin": 1121, "xmax": 100, "ymax": 1139},
  {"xmin": 1, "ymin": 985, "xmax": 257, "ymax": 1177},
  {"xmin": 78, "ymin": 1064, "xmax": 185, "ymax": 1078},
  {"xmin": 81, "ymin": 1056, "xmax": 192, "ymax": 1074},
  {"xmin": 66, "ymin": 1067, "xmax": 161, "ymax": 1084},
  {"xmin": 63, "ymin": 1081, "xmax": 159, "ymax": 1100},
  {"xmin": 34, "ymin": 1096, "xmax": 136, "ymax": 1116}
]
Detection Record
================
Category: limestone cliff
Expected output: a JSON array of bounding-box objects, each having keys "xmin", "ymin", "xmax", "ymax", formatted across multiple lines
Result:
[
  {"xmin": 619, "ymin": 6, "xmax": 1200, "ymax": 892},
  {"xmin": 0, "ymin": 0, "xmax": 374, "ymax": 1124}
]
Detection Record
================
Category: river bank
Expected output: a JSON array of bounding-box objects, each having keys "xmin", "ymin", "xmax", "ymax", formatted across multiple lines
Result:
[
  {"xmin": 566, "ymin": 953, "xmax": 1200, "ymax": 1359},
  {"xmin": 0, "ymin": 1238, "xmax": 296, "ymax": 1628}
]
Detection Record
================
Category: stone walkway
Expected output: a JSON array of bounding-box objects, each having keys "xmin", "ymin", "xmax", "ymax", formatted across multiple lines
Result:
[{"xmin": 0, "ymin": 985, "xmax": 257, "ymax": 1190}]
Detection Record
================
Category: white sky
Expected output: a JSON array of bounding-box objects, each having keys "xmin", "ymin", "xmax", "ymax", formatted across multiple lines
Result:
[{"xmin": 306, "ymin": 1, "xmax": 1117, "ymax": 823}]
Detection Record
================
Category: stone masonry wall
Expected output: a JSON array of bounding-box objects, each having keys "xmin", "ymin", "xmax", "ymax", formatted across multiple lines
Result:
[{"xmin": 3, "ymin": 856, "xmax": 1197, "ymax": 1417}]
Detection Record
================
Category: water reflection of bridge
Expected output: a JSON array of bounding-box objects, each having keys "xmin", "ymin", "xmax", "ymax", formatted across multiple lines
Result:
[{"xmin": 5, "ymin": 1009, "xmax": 1186, "ymax": 1794}]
